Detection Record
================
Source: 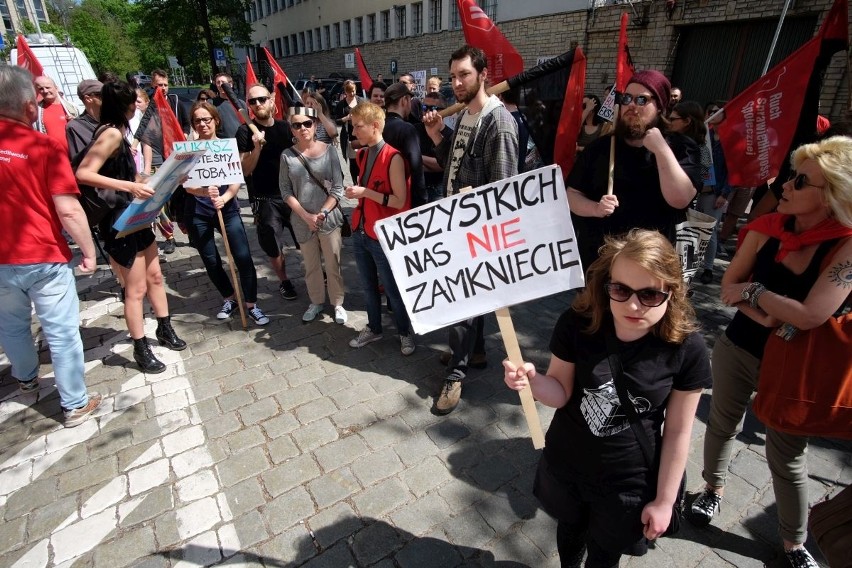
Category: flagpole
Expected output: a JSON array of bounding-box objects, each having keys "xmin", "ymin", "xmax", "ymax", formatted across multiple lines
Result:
[
  {"xmin": 607, "ymin": 104, "xmax": 619, "ymax": 196},
  {"xmin": 762, "ymin": 0, "xmax": 793, "ymax": 75},
  {"xmin": 218, "ymin": 209, "xmax": 248, "ymax": 331}
]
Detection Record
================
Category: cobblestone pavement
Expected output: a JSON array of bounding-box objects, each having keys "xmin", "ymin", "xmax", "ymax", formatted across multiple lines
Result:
[{"xmin": 1, "ymin": 192, "xmax": 849, "ymax": 567}]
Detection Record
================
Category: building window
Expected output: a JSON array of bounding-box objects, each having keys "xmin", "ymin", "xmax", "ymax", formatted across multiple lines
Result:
[
  {"xmin": 412, "ymin": 3, "xmax": 423, "ymax": 35},
  {"xmin": 284, "ymin": 37, "xmax": 290, "ymax": 56},
  {"xmin": 291, "ymin": 33, "xmax": 298, "ymax": 54},
  {"xmin": 324, "ymin": 26, "xmax": 331, "ymax": 49},
  {"xmin": 428, "ymin": 0, "xmax": 442, "ymax": 32},
  {"xmin": 354, "ymin": 17, "xmax": 363, "ymax": 44},
  {"xmin": 300, "ymin": 32, "xmax": 306, "ymax": 53},
  {"xmin": 315, "ymin": 27, "xmax": 322, "ymax": 50},
  {"xmin": 249, "ymin": 3, "xmax": 256, "ymax": 21},
  {"xmin": 381, "ymin": 10, "xmax": 390, "ymax": 40},
  {"xmin": 450, "ymin": 1, "xmax": 460, "ymax": 30},
  {"xmin": 367, "ymin": 14, "xmax": 376, "ymax": 42},
  {"xmin": 288, "ymin": 0, "xmax": 294, "ymax": 6},
  {"xmin": 333, "ymin": 22, "xmax": 340, "ymax": 48},
  {"xmin": 482, "ymin": 0, "xmax": 497, "ymax": 20},
  {"xmin": 308, "ymin": 30, "xmax": 314, "ymax": 52},
  {"xmin": 265, "ymin": 0, "xmax": 271, "ymax": 16},
  {"xmin": 395, "ymin": 6, "xmax": 406, "ymax": 37},
  {"xmin": 344, "ymin": 20, "xmax": 351, "ymax": 46},
  {"xmin": 276, "ymin": 37, "xmax": 282, "ymax": 57}
]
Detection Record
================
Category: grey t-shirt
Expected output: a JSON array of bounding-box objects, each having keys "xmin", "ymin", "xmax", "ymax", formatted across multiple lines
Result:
[{"xmin": 279, "ymin": 144, "xmax": 344, "ymax": 243}]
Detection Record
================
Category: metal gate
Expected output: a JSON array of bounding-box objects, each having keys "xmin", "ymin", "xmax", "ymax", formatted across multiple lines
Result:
[{"xmin": 671, "ymin": 16, "xmax": 818, "ymax": 105}]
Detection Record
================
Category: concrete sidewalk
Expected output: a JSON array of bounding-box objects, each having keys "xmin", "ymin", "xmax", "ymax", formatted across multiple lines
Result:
[{"xmin": 0, "ymin": 204, "xmax": 849, "ymax": 568}]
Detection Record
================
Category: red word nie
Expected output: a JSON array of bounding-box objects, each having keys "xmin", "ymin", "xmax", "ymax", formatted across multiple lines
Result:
[{"xmin": 466, "ymin": 217, "xmax": 526, "ymax": 259}]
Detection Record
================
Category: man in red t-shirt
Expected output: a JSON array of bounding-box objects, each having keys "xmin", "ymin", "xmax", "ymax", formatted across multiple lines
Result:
[
  {"xmin": 34, "ymin": 76, "xmax": 77, "ymax": 153},
  {"xmin": 0, "ymin": 66, "xmax": 101, "ymax": 428}
]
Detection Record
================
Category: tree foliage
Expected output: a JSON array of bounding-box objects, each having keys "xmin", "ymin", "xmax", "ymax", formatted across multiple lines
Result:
[{"xmin": 29, "ymin": 0, "xmax": 253, "ymax": 83}]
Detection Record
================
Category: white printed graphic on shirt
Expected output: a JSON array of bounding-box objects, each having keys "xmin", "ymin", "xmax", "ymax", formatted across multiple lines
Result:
[
  {"xmin": 580, "ymin": 380, "xmax": 651, "ymax": 437},
  {"xmin": 445, "ymin": 110, "xmax": 479, "ymax": 197}
]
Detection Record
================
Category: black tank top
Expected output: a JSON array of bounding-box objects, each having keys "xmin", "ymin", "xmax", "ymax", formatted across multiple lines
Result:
[{"xmin": 725, "ymin": 222, "xmax": 839, "ymax": 358}]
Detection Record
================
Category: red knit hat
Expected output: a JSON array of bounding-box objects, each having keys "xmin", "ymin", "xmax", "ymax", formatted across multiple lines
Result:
[{"xmin": 627, "ymin": 70, "xmax": 671, "ymax": 112}]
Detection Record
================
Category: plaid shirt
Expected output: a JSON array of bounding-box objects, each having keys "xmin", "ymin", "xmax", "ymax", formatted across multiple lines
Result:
[{"xmin": 435, "ymin": 98, "xmax": 519, "ymax": 193}]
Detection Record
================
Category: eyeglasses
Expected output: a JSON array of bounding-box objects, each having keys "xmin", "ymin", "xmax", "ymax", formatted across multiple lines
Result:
[
  {"xmin": 198, "ymin": 96, "xmax": 209, "ymax": 101},
  {"xmin": 290, "ymin": 119, "xmax": 314, "ymax": 130},
  {"xmin": 248, "ymin": 96, "xmax": 270, "ymax": 106},
  {"xmin": 422, "ymin": 104, "xmax": 445, "ymax": 112},
  {"xmin": 193, "ymin": 117, "xmax": 214, "ymax": 125},
  {"xmin": 620, "ymin": 93, "xmax": 652, "ymax": 107},
  {"xmin": 788, "ymin": 171, "xmax": 825, "ymax": 191},
  {"xmin": 604, "ymin": 282, "xmax": 670, "ymax": 308}
]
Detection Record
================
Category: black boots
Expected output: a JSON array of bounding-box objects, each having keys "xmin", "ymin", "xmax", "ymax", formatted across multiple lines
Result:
[
  {"xmin": 156, "ymin": 316, "xmax": 187, "ymax": 351},
  {"xmin": 133, "ymin": 337, "xmax": 166, "ymax": 374}
]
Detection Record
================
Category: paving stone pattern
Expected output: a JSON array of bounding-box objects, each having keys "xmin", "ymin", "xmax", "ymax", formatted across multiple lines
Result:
[{"xmin": 1, "ymin": 181, "xmax": 849, "ymax": 567}]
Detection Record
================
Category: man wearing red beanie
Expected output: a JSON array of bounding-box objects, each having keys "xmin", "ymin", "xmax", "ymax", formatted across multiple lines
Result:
[{"xmin": 566, "ymin": 70, "xmax": 703, "ymax": 270}]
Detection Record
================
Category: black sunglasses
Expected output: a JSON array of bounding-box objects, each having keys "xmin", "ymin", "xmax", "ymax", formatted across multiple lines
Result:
[
  {"xmin": 604, "ymin": 282, "xmax": 670, "ymax": 308},
  {"xmin": 198, "ymin": 96, "xmax": 209, "ymax": 101},
  {"xmin": 422, "ymin": 104, "xmax": 445, "ymax": 112},
  {"xmin": 788, "ymin": 171, "xmax": 824, "ymax": 191},
  {"xmin": 248, "ymin": 96, "xmax": 270, "ymax": 105},
  {"xmin": 290, "ymin": 119, "xmax": 314, "ymax": 130},
  {"xmin": 619, "ymin": 93, "xmax": 652, "ymax": 107}
]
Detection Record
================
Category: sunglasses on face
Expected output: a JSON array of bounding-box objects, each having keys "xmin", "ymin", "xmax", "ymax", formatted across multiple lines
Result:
[
  {"xmin": 422, "ymin": 104, "xmax": 445, "ymax": 112},
  {"xmin": 193, "ymin": 116, "xmax": 214, "ymax": 125},
  {"xmin": 788, "ymin": 171, "xmax": 824, "ymax": 191},
  {"xmin": 248, "ymin": 96, "xmax": 269, "ymax": 105},
  {"xmin": 290, "ymin": 119, "xmax": 314, "ymax": 130},
  {"xmin": 604, "ymin": 282, "xmax": 670, "ymax": 307},
  {"xmin": 620, "ymin": 93, "xmax": 652, "ymax": 107}
]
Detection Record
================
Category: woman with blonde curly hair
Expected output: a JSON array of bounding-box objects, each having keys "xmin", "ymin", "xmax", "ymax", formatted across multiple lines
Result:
[
  {"xmin": 505, "ymin": 229, "xmax": 711, "ymax": 568},
  {"xmin": 691, "ymin": 136, "xmax": 852, "ymax": 568}
]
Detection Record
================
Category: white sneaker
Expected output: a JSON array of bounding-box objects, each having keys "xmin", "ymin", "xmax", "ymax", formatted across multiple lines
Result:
[
  {"xmin": 400, "ymin": 334, "xmax": 415, "ymax": 356},
  {"xmin": 349, "ymin": 327, "xmax": 382, "ymax": 348},
  {"xmin": 302, "ymin": 303, "xmax": 324, "ymax": 322},
  {"xmin": 334, "ymin": 305, "xmax": 348, "ymax": 324}
]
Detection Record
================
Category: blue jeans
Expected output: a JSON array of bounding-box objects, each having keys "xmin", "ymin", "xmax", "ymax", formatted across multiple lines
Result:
[
  {"xmin": 351, "ymin": 230, "xmax": 410, "ymax": 336},
  {"xmin": 0, "ymin": 263, "xmax": 88, "ymax": 410},
  {"xmin": 696, "ymin": 192, "xmax": 726, "ymax": 270},
  {"xmin": 187, "ymin": 211, "xmax": 258, "ymax": 303}
]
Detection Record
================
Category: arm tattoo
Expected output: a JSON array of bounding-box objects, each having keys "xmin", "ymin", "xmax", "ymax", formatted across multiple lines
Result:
[{"xmin": 828, "ymin": 260, "xmax": 852, "ymax": 289}]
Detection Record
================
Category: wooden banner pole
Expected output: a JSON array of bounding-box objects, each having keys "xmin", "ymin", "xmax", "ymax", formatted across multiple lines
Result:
[{"xmin": 217, "ymin": 209, "xmax": 248, "ymax": 330}]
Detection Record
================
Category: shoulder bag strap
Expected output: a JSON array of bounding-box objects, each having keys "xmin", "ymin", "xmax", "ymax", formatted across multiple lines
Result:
[
  {"xmin": 290, "ymin": 148, "xmax": 345, "ymax": 214},
  {"xmin": 605, "ymin": 333, "xmax": 655, "ymax": 469}
]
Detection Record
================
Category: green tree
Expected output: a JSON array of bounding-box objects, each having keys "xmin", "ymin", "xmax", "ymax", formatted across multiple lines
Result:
[{"xmin": 69, "ymin": 0, "xmax": 140, "ymax": 76}]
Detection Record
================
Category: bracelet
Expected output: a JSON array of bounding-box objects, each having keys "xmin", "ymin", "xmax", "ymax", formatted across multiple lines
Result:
[
  {"xmin": 749, "ymin": 283, "xmax": 767, "ymax": 309},
  {"xmin": 382, "ymin": 194, "xmax": 390, "ymax": 207}
]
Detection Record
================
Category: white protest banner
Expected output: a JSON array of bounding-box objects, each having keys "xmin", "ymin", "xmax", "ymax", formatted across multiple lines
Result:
[
  {"xmin": 113, "ymin": 149, "xmax": 207, "ymax": 237},
  {"xmin": 410, "ymin": 70, "xmax": 427, "ymax": 98},
  {"xmin": 375, "ymin": 165, "xmax": 585, "ymax": 335},
  {"xmin": 172, "ymin": 138, "xmax": 244, "ymax": 187},
  {"xmin": 598, "ymin": 88, "xmax": 616, "ymax": 123}
]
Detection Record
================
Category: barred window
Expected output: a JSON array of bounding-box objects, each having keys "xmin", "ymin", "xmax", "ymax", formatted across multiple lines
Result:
[
  {"xmin": 428, "ymin": 0, "xmax": 442, "ymax": 32},
  {"xmin": 381, "ymin": 10, "xmax": 390, "ymax": 40},
  {"xmin": 367, "ymin": 14, "xmax": 376, "ymax": 42},
  {"xmin": 412, "ymin": 3, "xmax": 423, "ymax": 35}
]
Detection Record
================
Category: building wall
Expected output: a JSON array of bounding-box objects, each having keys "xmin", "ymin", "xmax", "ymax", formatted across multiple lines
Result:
[
  {"xmin": 1, "ymin": 0, "xmax": 50, "ymax": 36},
  {"xmin": 258, "ymin": 0, "xmax": 848, "ymax": 121}
]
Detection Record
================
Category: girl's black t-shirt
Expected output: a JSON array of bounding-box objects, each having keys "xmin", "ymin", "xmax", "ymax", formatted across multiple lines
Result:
[{"xmin": 544, "ymin": 310, "xmax": 712, "ymax": 487}]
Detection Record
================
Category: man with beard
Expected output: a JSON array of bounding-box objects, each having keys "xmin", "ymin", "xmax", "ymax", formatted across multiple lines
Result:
[
  {"xmin": 566, "ymin": 70, "xmax": 702, "ymax": 270},
  {"xmin": 236, "ymin": 84, "xmax": 298, "ymax": 301},
  {"xmin": 423, "ymin": 44, "xmax": 519, "ymax": 415}
]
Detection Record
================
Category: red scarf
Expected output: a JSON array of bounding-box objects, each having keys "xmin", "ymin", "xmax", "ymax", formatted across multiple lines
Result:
[{"xmin": 739, "ymin": 213, "xmax": 852, "ymax": 261}]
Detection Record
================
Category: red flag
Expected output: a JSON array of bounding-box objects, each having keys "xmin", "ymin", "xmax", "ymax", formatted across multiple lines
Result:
[
  {"xmin": 245, "ymin": 56, "xmax": 259, "ymax": 118},
  {"xmin": 456, "ymin": 0, "xmax": 523, "ymax": 85},
  {"xmin": 152, "ymin": 87, "xmax": 186, "ymax": 159},
  {"xmin": 262, "ymin": 47, "xmax": 290, "ymax": 119},
  {"xmin": 553, "ymin": 47, "xmax": 587, "ymax": 176},
  {"xmin": 716, "ymin": 0, "xmax": 847, "ymax": 187},
  {"xmin": 615, "ymin": 13, "xmax": 634, "ymax": 93},
  {"xmin": 355, "ymin": 48, "xmax": 373, "ymax": 95},
  {"xmin": 245, "ymin": 56, "xmax": 259, "ymax": 91},
  {"xmin": 16, "ymin": 35, "xmax": 45, "ymax": 78}
]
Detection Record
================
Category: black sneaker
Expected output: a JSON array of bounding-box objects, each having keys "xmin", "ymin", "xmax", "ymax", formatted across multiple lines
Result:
[
  {"xmin": 217, "ymin": 299, "xmax": 238, "ymax": 320},
  {"xmin": 688, "ymin": 488, "xmax": 722, "ymax": 527},
  {"xmin": 163, "ymin": 238, "xmax": 176, "ymax": 254},
  {"xmin": 279, "ymin": 280, "xmax": 297, "ymax": 301},
  {"xmin": 699, "ymin": 269, "xmax": 713, "ymax": 285},
  {"xmin": 785, "ymin": 547, "xmax": 818, "ymax": 568},
  {"xmin": 248, "ymin": 305, "xmax": 270, "ymax": 326}
]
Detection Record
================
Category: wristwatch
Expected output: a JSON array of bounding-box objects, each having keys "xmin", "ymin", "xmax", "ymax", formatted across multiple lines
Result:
[
  {"xmin": 741, "ymin": 282, "xmax": 767, "ymax": 309},
  {"xmin": 320, "ymin": 208, "xmax": 330, "ymax": 217}
]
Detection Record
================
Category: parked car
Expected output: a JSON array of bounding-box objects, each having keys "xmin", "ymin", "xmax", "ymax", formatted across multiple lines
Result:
[{"xmin": 132, "ymin": 73, "xmax": 152, "ymax": 87}]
